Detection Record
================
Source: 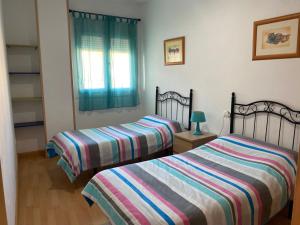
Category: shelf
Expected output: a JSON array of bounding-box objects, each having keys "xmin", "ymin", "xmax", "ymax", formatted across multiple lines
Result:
[
  {"xmin": 12, "ymin": 97, "xmax": 42, "ymax": 102},
  {"xmin": 6, "ymin": 44, "xmax": 38, "ymax": 49},
  {"xmin": 14, "ymin": 121, "xmax": 44, "ymax": 128},
  {"xmin": 9, "ymin": 72, "xmax": 40, "ymax": 76}
]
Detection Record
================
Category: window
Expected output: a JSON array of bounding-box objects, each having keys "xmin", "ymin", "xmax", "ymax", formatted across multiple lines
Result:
[
  {"xmin": 81, "ymin": 49, "xmax": 104, "ymax": 89},
  {"xmin": 71, "ymin": 12, "xmax": 139, "ymax": 111},
  {"xmin": 81, "ymin": 38, "xmax": 131, "ymax": 90},
  {"xmin": 110, "ymin": 39, "xmax": 131, "ymax": 89}
]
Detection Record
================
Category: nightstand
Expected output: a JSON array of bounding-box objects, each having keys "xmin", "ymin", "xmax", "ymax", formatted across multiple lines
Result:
[{"xmin": 173, "ymin": 131, "xmax": 217, "ymax": 154}]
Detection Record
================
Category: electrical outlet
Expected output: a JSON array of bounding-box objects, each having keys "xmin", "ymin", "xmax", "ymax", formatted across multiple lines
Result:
[
  {"xmin": 223, "ymin": 110, "xmax": 231, "ymax": 118},
  {"xmin": 201, "ymin": 123, "xmax": 208, "ymax": 132}
]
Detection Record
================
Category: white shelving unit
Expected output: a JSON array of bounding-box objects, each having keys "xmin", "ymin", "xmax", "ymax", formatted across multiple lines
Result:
[{"xmin": 7, "ymin": 44, "xmax": 46, "ymax": 153}]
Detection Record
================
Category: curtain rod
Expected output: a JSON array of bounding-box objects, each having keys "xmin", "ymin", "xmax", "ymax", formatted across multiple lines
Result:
[{"xmin": 69, "ymin": 9, "xmax": 141, "ymax": 22}]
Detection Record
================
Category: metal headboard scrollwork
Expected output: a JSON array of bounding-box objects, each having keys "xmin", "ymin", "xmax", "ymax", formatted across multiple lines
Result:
[
  {"xmin": 155, "ymin": 86, "xmax": 193, "ymax": 130},
  {"xmin": 230, "ymin": 92, "xmax": 300, "ymax": 150}
]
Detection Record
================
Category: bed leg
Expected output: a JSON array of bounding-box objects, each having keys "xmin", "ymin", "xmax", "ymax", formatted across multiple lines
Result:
[
  {"xmin": 169, "ymin": 147, "xmax": 173, "ymax": 155},
  {"xmin": 288, "ymin": 200, "xmax": 293, "ymax": 219},
  {"xmin": 93, "ymin": 168, "xmax": 98, "ymax": 175}
]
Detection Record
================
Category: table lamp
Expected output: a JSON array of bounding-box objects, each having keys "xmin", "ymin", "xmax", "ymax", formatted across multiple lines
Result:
[{"xmin": 190, "ymin": 111, "xmax": 206, "ymax": 135}]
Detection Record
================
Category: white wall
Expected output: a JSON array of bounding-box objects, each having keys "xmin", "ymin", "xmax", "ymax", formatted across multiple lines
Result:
[
  {"xmin": 36, "ymin": 0, "xmax": 75, "ymax": 140},
  {"xmin": 0, "ymin": 0, "xmax": 17, "ymax": 224},
  {"xmin": 142, "ymin": 0, "xmax": 300, "ymax": 149},
  {"xmin": 3, "ymin": 0, "xmax": 37, "ymax": 45},
  {"xmin": 69, "ymin": 0, "xmax": 145, "ymax": 129}
]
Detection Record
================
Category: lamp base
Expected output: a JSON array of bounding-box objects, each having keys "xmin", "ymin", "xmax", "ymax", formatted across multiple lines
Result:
[
  {"xmin": 193, "ymin": 130, "xmax": 202, "ymax": 136},
  {"xmin": 193, "ymin": 122, "xmax": 202, "ymax": 135}
]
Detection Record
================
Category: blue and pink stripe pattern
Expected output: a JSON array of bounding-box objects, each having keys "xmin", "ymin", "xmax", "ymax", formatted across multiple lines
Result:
[
  {"xmin": 82, "ymin": 135, "xmax": 297, "ymax": 225},
  {"xmin": 46, "ymin": 115, "xmax": 182, "ymax": 182}
]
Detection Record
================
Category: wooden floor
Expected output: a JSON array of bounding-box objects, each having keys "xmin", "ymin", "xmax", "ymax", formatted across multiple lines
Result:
[
  {"xmin": 18, "ymin": 154, "xmax": 291, "ymax": 225},
  {"xmin": 18, "ymin": 154, "xmax": 108, "ymax": 225}
]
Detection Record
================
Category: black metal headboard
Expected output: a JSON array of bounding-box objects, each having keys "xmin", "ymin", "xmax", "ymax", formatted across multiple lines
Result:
[
  {"xmin": 230, "ymin": 92, "xmax": 300, "ymax": 150},
  {"xmin": 155, "ymin": 86, "xmax": 193, "ymax": 130}
]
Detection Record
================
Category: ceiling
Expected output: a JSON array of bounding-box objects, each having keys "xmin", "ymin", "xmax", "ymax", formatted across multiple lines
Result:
[
  {"xmin": 129, "ymin": 0, "xmax": 150, "ymax": 3},
  {"xmin": 108, "ymin": 0, "xmax": 150, "ymax": 3}
]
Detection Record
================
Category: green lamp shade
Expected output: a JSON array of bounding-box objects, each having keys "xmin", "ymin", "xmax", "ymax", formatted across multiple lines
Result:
[{"xmin": 191, "ymin": 111, "xmax": 206, "ymax": 123}]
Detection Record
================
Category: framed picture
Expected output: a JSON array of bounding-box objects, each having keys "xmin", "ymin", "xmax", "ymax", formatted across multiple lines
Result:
[
  {"xmin": 164, "ymin": 36, "xmax": 185, "ymax": 65},
  {"xmin": 253, "ymin": 13, "xmax": 300, "ymax": 60}
]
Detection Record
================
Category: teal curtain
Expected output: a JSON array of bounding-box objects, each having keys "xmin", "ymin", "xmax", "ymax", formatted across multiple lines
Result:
[{"xmin": 71, "ymin": 11, "xmax": 139, "ymax": 111}]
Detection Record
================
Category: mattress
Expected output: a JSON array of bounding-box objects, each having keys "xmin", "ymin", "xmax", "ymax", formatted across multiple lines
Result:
[
  {"xmin": 82, "ymin": 135, "xmax": 297, "ymax": 225},
  {"xmin": 46, "ymin": 115, "xmax": 182, "ymax": 182}
]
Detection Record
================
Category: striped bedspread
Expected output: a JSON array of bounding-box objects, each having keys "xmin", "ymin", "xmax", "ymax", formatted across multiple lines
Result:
[
  {"xmin": 46, "ymin": 115, "xmax": 182, "ymax": 182},
  {"xmin": 82, "ymin": 135, "xmax": 297, "ymax": 225}
]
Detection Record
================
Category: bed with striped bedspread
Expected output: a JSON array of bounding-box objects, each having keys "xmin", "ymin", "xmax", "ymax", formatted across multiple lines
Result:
[
  {"xmin": 46, "ymin": 115, "xmax": 182, "ymax": 182},
  {"xmin": 82, "ymin": 135, "xmax": 297, "ymax": 225}
]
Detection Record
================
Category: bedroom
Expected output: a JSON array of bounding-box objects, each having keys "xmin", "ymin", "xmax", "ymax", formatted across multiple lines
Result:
[{"xmin": 0, "ymin": 0, "xmax": 300, "ymax": 225}]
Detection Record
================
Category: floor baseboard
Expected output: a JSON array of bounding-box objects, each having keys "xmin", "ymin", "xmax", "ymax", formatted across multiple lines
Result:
[{"xmin": 17, "ymin": 150, "xmax": 45, "ymax": 159}]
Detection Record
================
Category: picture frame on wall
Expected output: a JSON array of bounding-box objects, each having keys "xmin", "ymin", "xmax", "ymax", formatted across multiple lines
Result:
[
  {"xmin": 164, "ymin": 36, "xmax": 185, "ymax": 65},
  {"xmin": 253, "ymin": 13, "xmax": 300, "ymax": 60}
]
